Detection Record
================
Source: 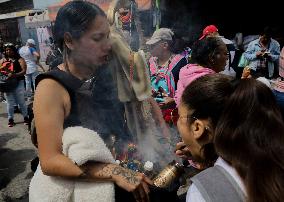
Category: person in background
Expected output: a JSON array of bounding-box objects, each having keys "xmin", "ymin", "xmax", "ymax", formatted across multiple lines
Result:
[
  {"xmin": 174, "ymin": 37, "xmax": 228, "ymax": 107},
  {"xmin": 244, "ymin": 27, "xmax": 280, "ymax": 79},
  {"xmin": 214, "ymin": 78, "xmax": 284, "ymax": 202},
  {"xmin": 135, "ymin": 0, "xmax": 153, "ymax": 37},
  {"xmin": 29, "ymin": 2, "xmax": 152, "ymax": 202},
  {"xmin": 0, "ymin": 43, "xmax": 29, "ymax": 127},
  {"xmin": 116, "ymin": 0, "xmax": 140, "ymax": 51},
  {"xmin": 0, "ymin": 38, "xmax": 5, "ymax": 102},
  {"xmin": 176, "ymin": 74, "xmax": 284, "ymax": 201},
  {"xmin": 147, "ymin": 28, "xmax": 187, "ymax": 107},
  {"xmin": 199, "ymin": 24, "xmax": 236, "ymax": 77},
  {"xmin": 18, "ymin": 39, "xmax": 45, "ymax": 100},
  {"xmin": 175, "ymin": 74, "xmax": 242, "ymax": 201},
  {"xmin": 134, "ymin": 0, "xmax": 154, "ymax": 49}
]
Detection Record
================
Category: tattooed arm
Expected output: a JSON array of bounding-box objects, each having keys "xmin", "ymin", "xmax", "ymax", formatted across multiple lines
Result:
[
  {"xmin": 81, "ymin": 162, "xmax": 151, "ymax": 189},
  {"xmin": 35, "ymin": 79, "xmax": 151, "ymax": 201},
  {"xmin": 80, "ymin": 162, "xmax": 152, "ymax": 202}
]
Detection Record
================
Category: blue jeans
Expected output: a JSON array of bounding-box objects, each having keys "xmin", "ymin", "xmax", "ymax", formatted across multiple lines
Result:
[
  {"xmin": 4, "ymin": 80, "xmax": 28, "ymax": 119},
  {"xmin": 25, "ymin": 71, "xmax": 39, "ymax": 95}
]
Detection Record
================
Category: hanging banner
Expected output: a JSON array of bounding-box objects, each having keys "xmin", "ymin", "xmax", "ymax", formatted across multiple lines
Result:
[
  {"xmin": 25, "ymin": 10, "xmax": 51, "ymax": 28},
  {"xmin": 36, "ymin": 27, "xmax": 53, "ymax": 62},
  {"xmin": 48, "ymin": 0, "xmax": 112, "ymax": 22}
]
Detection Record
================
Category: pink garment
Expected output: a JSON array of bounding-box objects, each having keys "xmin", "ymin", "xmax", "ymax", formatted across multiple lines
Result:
[{"xmin": 174, "ymin": 64, "xmax": 216, "ymax": 106}]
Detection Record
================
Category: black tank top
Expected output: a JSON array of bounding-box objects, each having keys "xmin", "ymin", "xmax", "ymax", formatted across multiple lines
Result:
[{"xmin": 35, "ymin": 67, "xmax": 132, "ymax": 148}]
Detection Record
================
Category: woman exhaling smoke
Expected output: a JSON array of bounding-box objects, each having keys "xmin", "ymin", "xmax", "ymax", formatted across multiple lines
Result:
[{"xmin": 29, "ymin": 1, "xmax": 179, "ymax": 202}]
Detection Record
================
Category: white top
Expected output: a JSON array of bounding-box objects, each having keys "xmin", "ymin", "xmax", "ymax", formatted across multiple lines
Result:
[
  {"xmin": 18, "ymin": 46, "xmax": 38, "ymax": 74},
  {"xmin": 186, "ymin": 157, "xmax": 246, "ymax": 202}
]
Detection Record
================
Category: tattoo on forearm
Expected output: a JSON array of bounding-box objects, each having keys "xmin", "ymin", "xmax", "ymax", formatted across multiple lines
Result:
[
  {"xmin": 79, "ymin": 163, "xmax": 113, "ymax": 180},
  {"xmin": 112, "ymin": 166, "xmax": 139, "ymax": 184},
  {"xmin": 97, "ymin": 164, "xmax": 112, "ymax": 179}
]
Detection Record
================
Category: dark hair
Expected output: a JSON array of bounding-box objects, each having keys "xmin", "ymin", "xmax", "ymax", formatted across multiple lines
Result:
[
  {"xmin": 215, "ymin": 79, "xmax": 284, "ymax": 202},
  {"xmin": 3, "ymin": 43, "xmax": 20, "ymax": 59},
  {"xmin": 181, "ymin": 74, "xmax": 236, "ymax": 167},
  {"xmin": 170, "ymin": 33, "xmax": 187, "ymax": 54},
  {"xmin": 260, "ymin": 26, "xmax": 273, "ymax": 39},
  {"xmin": 54, "ymin": 1, "xmax": 106, "ymax": 51},
  {"xmin": 189, "ymin": 37, "xmax": 224, "ymax": 69}
]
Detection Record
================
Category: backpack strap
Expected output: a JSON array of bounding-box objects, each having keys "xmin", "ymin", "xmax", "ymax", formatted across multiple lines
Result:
[
  {"xmin": 167, "ymin": 54, "xmax": 183, "ymax": 72},
  {"xmin": 191, "ymin": 165, "xmax": 245, "ymax": 202}
]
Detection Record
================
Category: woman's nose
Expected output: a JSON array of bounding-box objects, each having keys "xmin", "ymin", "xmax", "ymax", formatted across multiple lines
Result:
[{"xmin": 104, "ymin": 41, "xmax": 112, "ymax": 52}]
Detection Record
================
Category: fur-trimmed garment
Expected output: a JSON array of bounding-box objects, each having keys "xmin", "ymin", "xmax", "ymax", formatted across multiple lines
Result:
[{"xmin": 29, "ymin": 126, "xmax": 116, "ymax": 202}]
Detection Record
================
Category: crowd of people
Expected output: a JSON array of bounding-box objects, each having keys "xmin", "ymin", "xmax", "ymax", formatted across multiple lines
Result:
[
  {"xmin": 1, "ymin": 0, "xmax": 284, "ymax": 202},
  {"xmin": 0, "ymin": 38, "xmax": 44, "ymax": 127}
]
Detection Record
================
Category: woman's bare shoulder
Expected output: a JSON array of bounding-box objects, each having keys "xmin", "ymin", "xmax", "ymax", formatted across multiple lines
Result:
[
  {"xmin": 36, "ymin": 78, "xmax": 67, "ymax": 94},
  {"xmin": 34, "ymin": 78, "xmax": 70, "ymax": 109}
]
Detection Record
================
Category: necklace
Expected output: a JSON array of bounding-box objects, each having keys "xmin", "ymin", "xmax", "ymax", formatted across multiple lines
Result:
[{"xmin": 156, "ymin": 55, "xmax": 174, "ymax": 74}]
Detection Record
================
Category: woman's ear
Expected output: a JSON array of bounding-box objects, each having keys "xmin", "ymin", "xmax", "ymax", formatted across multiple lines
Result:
[
  {"xmin": 191, "ymin": 119, "xmax": 210, "ymax": 140},
  {"xmin": 63, "ymin": 32, "xmax": 74, "ymax": 51}
]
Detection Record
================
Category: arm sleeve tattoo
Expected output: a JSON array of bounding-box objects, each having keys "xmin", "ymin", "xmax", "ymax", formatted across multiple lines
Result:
[{"xmin": 112, "ymin": 166, "xmax": 139, "ymax": 184}]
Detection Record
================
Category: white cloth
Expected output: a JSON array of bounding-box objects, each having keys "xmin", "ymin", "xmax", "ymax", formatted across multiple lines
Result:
[
  {"xmin": 29, "ymin": 126, "xmax": 116, "ymax": 202},
  {"xmin": 186, "ymin": 157, "xmax": 246, "ymax": 202},
  {"xmin": 18, "ymin": 46, "xmax": 37, "ymax": 74}
]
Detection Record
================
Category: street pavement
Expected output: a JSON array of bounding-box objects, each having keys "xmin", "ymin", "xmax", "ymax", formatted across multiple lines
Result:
[{"xmin": 0, "ymin": 101, "xmax": 37, "ymax": 202}]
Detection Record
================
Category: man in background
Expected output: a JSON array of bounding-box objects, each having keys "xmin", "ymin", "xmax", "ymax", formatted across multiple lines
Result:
[
  {"xmin": 18, "ymin": 39, "xmax": 45, "ymax": 100},
  {"xmin": 244, "ymin": 27, "xmax": 280, "ymax": 79}
]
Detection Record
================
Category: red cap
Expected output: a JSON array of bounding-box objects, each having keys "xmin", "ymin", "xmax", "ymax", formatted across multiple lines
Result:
[{"xmin": 199, "ymin": 25, "xmax": 218, "ymax": 40}]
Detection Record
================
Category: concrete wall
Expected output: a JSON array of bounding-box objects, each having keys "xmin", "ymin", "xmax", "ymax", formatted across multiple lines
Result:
[{"xmin": 33, "ymin": 0, "xmax": 62, "ymax": 9}]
